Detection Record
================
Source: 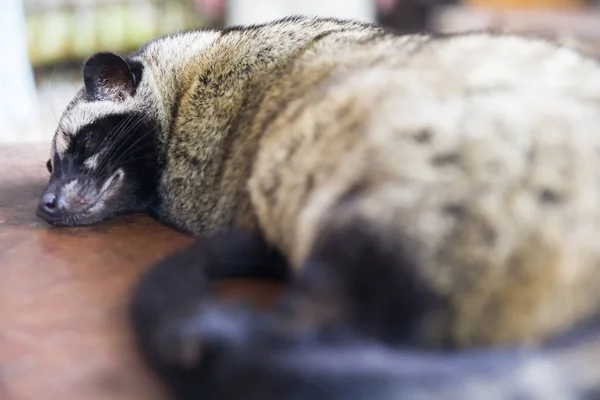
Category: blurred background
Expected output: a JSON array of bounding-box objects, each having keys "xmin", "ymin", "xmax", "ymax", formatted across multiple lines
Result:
[{"xmin": 2, "ymin": 0, "xmax": 600, "ymax": 144}]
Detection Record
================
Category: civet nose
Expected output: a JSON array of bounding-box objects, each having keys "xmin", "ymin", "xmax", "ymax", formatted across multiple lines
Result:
[{"xmin": 36, "ymin": 191, "xmax": 61, "ymax": 222}]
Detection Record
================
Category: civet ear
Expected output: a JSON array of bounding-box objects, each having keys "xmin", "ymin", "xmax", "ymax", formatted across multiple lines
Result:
[{"xmin": 83, "ymin": 52, "xmax": 136, "ymax": 101}]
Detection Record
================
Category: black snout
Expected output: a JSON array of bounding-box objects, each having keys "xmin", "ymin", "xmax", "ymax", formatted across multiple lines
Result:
[{"xmin": 36, "ymin": 191, "xmax": 62, "ymax": 223}]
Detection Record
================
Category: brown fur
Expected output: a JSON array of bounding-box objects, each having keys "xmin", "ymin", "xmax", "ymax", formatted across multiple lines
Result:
[
  {"xmin": 147, "ymin": 20, "xmax": 600, "ymax": 347},
  {"xmin": 48, "ymin": 16, "xmax": 600, "ymax": 381}
]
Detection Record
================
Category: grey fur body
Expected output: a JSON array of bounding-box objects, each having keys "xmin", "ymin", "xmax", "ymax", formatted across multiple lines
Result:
[{"xmin": 39, "ymin": 16, "xmax": 600, "ymax": 399}]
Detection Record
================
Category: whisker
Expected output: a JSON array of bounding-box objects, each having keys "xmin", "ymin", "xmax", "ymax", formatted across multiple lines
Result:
[
  {"xmin": 115, "ymin": 153, "xmax": 157, "ymax": 165},
  {"xmin": 94, "ymin": 113, "xmax": 143, "ymax": 172},
  {"xmin": 96, "ymin": 122, "xmax": 156, "ymax": 176},
  {"xmin": 112, "ymin": 115, "xmax": 148, "ymax": 152},
  {"xmin": 110, "ymin": 113, "xmax": 141, "ymax": 145},
  {"xmin": 47, "ymin": 67, "xmax": 62, "ymax": 127},
  {"xmin": 94, "ymin": 138, "xmax": 157, "ymax": 182},
  {"xmin": 84, "ymin": 113, "xmax": 141, "ymax": 179},
  {"xmin": 14, "ymin": 156, "xmax": 47, "ymax": 165},
  {"xmin": 93, "ymin": 142, "xmax": 157, "ymax": 182},
  {"xmin": 111, "ymin": 126, "xmax": 157, "ymax": 167}
]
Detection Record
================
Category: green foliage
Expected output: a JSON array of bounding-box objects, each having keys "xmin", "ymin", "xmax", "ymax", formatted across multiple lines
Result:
[{"xmin": 26, "ymin": 1, "xmax": 208, "ymax": 67}]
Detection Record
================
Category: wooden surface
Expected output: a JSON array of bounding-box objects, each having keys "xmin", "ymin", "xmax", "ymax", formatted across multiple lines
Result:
[{"xmin": 0, "ymin": 144, "xmax": 283, "ymax": 400}]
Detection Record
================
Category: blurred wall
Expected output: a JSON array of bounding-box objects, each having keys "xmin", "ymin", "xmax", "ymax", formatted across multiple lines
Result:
[
  {"xmin": 0, "ymin": 0, "xmax": 39, "ymax": 141},
  {"xmin": 227, "ymin": 0, "xmax": 377, "ymax": 25}
]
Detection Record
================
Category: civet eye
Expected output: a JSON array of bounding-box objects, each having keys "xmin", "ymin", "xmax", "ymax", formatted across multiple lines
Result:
[
  {"xmin": 46, "ymin": 159, "xmax": 52, "ymax": 173},
  {"xmin": 82, "ymin": 131, "xmax": 99, "ymax": 153},
  {"xmin": 83, "ymin": 135, "xmax": 93, "ymax": 151}
]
